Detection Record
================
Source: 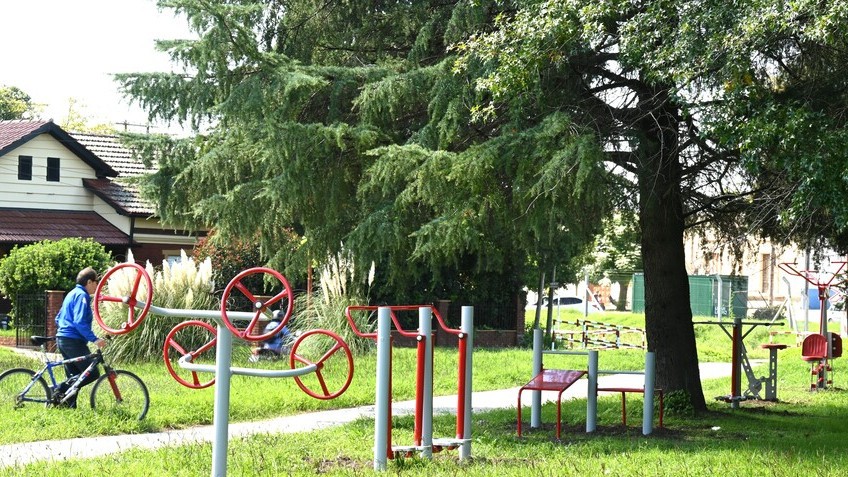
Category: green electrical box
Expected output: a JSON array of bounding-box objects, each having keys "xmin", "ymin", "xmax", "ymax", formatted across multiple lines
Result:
[{"xmin": 631, "ymin": 273, "xmax": 748, "ymax": 318}]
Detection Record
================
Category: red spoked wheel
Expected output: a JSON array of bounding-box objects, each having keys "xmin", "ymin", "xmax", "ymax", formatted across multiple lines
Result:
[
  {"xmin": 220, "ymin": 267, "xmax": 293, "ymax": 341},
  {"xmin": 163, "ymin": 320, "xmax": 217, "ymax": 389},
  {"xmin": 93, "ymin": 263, "xmax": 153, "ymax": 335},
  {"xmin": 290, "ymin": 329, "xmax": 354, "ymax": 400}
]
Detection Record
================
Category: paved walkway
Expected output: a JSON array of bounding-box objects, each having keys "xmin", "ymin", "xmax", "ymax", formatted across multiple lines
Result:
[{"xmin": 0, "ymin": 362, "xmax": 732, "ymax": 469}]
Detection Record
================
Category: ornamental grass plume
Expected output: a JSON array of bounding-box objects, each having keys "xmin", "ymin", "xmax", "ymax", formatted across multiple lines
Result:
[
  {"xmin": 98, "ymin": 250, "xmax": 217, "ymax": 363},
  {"xmin": 293, "ymin": 250, "xmax": 376, "ymax": 356}
]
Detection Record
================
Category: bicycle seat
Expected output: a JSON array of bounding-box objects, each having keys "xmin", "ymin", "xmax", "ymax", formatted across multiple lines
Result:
[{"xmin": 30, "ymin": 336, "xmax": 56, "ymax": 346}]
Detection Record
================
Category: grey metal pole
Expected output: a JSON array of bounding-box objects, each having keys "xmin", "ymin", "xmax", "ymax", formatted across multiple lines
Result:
[
  {"xmin": 211, "ymin": 321, "xmax": 233, "ymax": 477},
  {"xmin": 531, "ymin": 328, "xmax": 543, "ymax": 428},
  {"xmin": 586, "ymin": 350, "xmax": 598, "ymax": 432},
  {"xmin": 419, "ymin": 307, "xmax": 434, "ymax": 459},
  {"xmin": 460, "ymin": 306, "xmax": 473, "ymax": 460},
  {"xmin": 642, "ymin": 352, "xmax": 656, "ymax": 435},
  {"xmin": 374, "ymin": 307, "xmax": 391, "ymax": 471}
]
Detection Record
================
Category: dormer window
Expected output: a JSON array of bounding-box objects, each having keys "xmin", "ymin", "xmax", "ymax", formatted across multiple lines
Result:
[
  {"xmin": 47, "ymin": 157, "xmax": 60, "ymax": 182},
  {"xmin": 17, "ymin": 155, "xmax": 32, "ymax": 180}
]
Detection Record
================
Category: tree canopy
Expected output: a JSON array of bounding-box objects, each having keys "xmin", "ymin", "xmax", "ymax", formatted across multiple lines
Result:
[
  {"xmin": 0, "ymin": 85, "xmax": 37, "ymax": 120},
  {"xmin": 118, "ymin": 0, "xmax": 848, "ymax": 411}
]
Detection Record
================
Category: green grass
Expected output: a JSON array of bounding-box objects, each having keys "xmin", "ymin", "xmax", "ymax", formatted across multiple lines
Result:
[{"xmin": 2, "ymin": 315, "xmax": 848, "ymax": 475}]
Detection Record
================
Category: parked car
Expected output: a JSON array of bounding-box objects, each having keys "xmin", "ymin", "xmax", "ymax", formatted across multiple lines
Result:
[{"xmin": 525, "ymin": 296, "xmax": 601, "ymax": 313}]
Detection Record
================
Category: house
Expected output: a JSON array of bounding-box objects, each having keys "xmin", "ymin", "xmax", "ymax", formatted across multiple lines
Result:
[
  {"xmin": 683, "ymin": 231, "xmax": 846, "ymax": 333},
  {"xmin": 0, "ymin": 119, "xmax": 205, "ymax": 313}
]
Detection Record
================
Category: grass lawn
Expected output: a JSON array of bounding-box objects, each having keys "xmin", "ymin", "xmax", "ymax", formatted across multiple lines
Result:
[{"xmin": 2, "ymin": 312, "xmax": 847, "ymax": 475}]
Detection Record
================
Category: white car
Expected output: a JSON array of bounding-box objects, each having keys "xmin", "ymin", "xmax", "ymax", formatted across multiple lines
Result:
[{"xmin": 526, "ymin": 296, "xmax": 602, "ymax": 313}]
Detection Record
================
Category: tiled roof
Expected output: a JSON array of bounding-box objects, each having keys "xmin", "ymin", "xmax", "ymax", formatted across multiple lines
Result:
[
  {"xmin": 0, "ymin": 208, "xmax": 131, "ymax": 246},
  {"xmin": 0, "ymin": 120, "xmax": 117, "ymax": 177},
  {"xmin": 73, "ymin": 133, "xmax": 157, "ymax": 217},
  {"xmin": 0, "ymin": 119, "xmax": 50, "ymax": 151},
  {"xmin": 72, "ymin": 133, "xmax": 154, "ymax": 176},
  {"xmin": 83, "ymin": 178, "xmax": 153, "ymax": 216}
]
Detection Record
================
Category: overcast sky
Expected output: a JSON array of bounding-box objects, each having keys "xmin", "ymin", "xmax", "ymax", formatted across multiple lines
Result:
[{"xmin": 0, "ymin": 0, "xmax": 194, "ymax": 133}]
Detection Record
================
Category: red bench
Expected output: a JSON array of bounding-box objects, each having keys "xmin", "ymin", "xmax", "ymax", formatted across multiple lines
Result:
[
  {"xmin": 596, "ymin": 386, "xmax": 664, "ymax": 428},
  {"xmin": 517, "ymin": 369, "xmax": 587, "ymax": 439}
]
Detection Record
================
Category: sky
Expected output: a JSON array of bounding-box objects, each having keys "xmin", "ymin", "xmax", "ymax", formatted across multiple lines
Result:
[{"xmin": 0, "ymin": 0, "xmax": 194, "ymax": 134}]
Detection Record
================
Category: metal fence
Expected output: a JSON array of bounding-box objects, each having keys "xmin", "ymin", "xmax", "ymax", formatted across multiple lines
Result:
[{"xmin": 15, "ymin": 293, "xmax": 46, "ymax": 347}]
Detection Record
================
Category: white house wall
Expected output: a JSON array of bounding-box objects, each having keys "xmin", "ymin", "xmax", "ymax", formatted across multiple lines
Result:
[{"xmin": 0, "ymin": 134, "xmax": 96, "ymax": 210}]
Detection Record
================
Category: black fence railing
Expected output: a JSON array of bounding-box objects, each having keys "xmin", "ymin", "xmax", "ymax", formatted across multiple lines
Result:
[{"xmin": 15, "ymin": 293, "xmax": 46, "ymax": 347}]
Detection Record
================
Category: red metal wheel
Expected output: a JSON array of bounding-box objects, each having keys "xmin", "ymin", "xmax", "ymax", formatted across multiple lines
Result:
[
  {"xmin": 290, "ymin": 329, "xmax": 354, "ymax": 400},
  {"xmin": 93, "ymin": 263, "xmax": 153, "ymax": 335},
  {"xmin": 220, "ymin": 267, "xmax": 293, "ymax": 341},
  {"xmin": 163, "ymin": 320, "xmax": 218, "ymax": 389}
]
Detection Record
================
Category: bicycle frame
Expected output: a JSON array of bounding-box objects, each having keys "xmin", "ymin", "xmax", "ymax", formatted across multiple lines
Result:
[{"xmin": 21, "ymin": 345, "xmax": 106, "ymax": 405}]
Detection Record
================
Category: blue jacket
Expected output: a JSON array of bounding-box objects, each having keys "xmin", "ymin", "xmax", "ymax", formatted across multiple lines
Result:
[{"xmin": 55, "ymin": 284, "xmax": 98, "ymax": 342}]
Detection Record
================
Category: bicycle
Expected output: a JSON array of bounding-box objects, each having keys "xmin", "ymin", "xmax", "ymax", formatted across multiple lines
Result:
[{"xmin": 0, "ymin": 335, "xmax": 150, "ymax": 420}]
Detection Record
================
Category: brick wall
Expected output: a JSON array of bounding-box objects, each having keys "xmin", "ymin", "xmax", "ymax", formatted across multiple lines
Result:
[{"xmin": 45, "ymin": 290, "xmax": 64, "ymax": 352}]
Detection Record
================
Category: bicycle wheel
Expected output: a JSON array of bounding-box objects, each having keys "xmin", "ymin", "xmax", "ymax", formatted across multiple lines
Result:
[
  {"xmin": 90, "ymin": 369, "xmax": 149, "ymax": 420},
  {"xmin": 0, "ymin": 368, "xmax": 50, "ymax": 409}
]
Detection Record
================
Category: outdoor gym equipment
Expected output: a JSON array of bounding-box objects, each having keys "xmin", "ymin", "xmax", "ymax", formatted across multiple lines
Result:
[
  {"xmin": 520, "ymin": 328, "xmax": 659, "ymax": 439},
  {"xmin": 93, "ymin": 263, "xmax": 354, "ymax": 477},
  {"xmin": 694, "ymin": 317, "xmax": 786, "ymax": 408},
  {"xmin": 345, "ymin": 305, "xmax": 473, "ymax": 472},
  {"xmin": 778, "ymin": 260, "xmax": 845, "ymax": 390}
]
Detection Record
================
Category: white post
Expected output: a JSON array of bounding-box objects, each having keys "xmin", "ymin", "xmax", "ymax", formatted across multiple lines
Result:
[
  {"xmin": 374, "ymin": 307, "xmax": 391, "ymax": 471},
  {"xmin": 419, "ymin": 307, "xmax": 434, "ymax": 459},
  {"xmin": 715, "ymin": 274, "xmax": 723, "ymax": 322},
  {"xmin": 642, "ymin": 352, "xmax": 656, "ymax": 435},
  {"xmin": 211, "ymin": 321, "xmax": 233, "ymax": 477},
  {"xmin": 460, "ymin": 306, "xmax": 473, "ymax": 460},
  {"xmin": 586, "ymin": 350, "xmax": 598, "ymax": 432},
  {"xmin": 531, "ymin": 328, "xmax": 543, "ymax": 428},
  {"xmin": 583, "ymin": 273, "xmax": 590, "ymax": 317}
]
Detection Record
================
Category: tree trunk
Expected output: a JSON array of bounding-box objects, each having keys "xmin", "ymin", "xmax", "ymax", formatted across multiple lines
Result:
[{"xmin": 637, "ymin": 87, "xmax": 707, "ymax": 412}]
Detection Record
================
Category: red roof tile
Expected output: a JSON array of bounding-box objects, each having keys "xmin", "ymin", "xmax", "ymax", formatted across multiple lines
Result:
[{"xmin": 0, "ymin": 209, "xmax": 130, "ymax": 246}]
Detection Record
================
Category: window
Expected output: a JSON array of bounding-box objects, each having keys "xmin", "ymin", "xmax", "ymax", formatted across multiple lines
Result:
[
  {"xmin": 46, "ymin": 157, "xmax": 60, "ymax": 182},
  {"xmin": 17, "ymin": 155, "xmax": 32, "ymax": 180}
]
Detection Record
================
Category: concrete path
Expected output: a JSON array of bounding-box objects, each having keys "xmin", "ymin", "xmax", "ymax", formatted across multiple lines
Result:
[{"xmin": 0, "ymin": 362, "xmax": 732, "ymax": 469}]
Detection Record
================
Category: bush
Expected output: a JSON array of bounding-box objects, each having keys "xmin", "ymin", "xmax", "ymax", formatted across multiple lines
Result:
[
  {"xmin": 99, "ymin": 250, "xmax": 217, "ymax": 363},
  {"xmin": 192, "ymin": 232, "xmax": 263, "ymax": 291},
  {"xmin": 0, "ymin": 238, "xmax": 112, "ymax": 297}
]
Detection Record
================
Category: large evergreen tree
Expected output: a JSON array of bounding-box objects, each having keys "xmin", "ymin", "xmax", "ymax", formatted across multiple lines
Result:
[
  {"xmin": 119, "ymin": 1, "xmax": 848, "ymax": 410},
  {"xmin": 119, "ymin": 1, "xmax": 607, "ymax": 319}
]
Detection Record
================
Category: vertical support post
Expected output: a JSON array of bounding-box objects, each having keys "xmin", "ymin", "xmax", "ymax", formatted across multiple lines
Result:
[
  {"xmin": 586, "ymin": 350, "xmax": 598, "ymax": 432},
  {"xmin": 731, "ymin": 317, "xmax": 741, "ymax": 409},
  {"xmin": 531, "ymin": 328, "xmax": 543, "ymax": 428},
  {"xmin": 715, "ymin": 274, "xmax": 724, "ymax": 322},
  {"xmin": 642, "ymin": 352, "xmax": 656, "ymax": 435},
  {"xmin": 211, "ymin": 321, "xmax": 233, "ymax": 477},
  {"xmin": 459, "ymin": 306, "xmax": 473, "ymax": 460},
  {"xmin": 374, "ymin": 307, "xmax": 391, "ymax": 471},
  {"xmin": 764, "ymin": 347, "xmax": 778, "ymax": 400},
  {"xmin": 419, "ymin": 307, "xmax": 434, "ymax": 459}
]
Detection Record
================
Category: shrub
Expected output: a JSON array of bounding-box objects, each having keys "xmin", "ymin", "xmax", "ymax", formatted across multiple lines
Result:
[
  {"xmin": 99, "ymin": 250, "xmax": 217, "ymax": 363},
  {"xmin": 0, "ymin": 237, "xmax": 112, "ymax": 297},
  {"xmin": 192, "ymin": 231, "xmax": 263, "ymax": 291}
]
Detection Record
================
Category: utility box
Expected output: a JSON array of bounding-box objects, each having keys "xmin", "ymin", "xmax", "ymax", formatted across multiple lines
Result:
[{"xmin": 632, "ymin": 273, "xmax": 748, "ymax": 318}]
